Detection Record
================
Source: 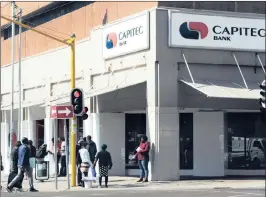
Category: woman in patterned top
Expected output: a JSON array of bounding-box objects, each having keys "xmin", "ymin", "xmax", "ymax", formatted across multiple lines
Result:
[{"xmin": 93, "ymin": 144, "xmax": 112, "ymax": 188}]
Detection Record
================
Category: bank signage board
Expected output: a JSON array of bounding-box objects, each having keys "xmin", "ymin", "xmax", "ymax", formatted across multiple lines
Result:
[
  {"xmin": 169, "ymin": 11, "xmax": 266, "ymax": 52},
  {"xmin": 102, "ymin": 12, "xmax": 149, "ymax": 59}
]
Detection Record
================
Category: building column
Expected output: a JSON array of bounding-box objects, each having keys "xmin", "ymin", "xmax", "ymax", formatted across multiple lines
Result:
[
  {"xmin": 87, "ymin": 113, "xmax": 126, "ymax": 176},
  {"xmin": 146, "ymin": 61, "xmax": 179, "ymax": 181},
  {"xmin": 44, "ymin": 106, "xmax": 56, "ymax": 176},
  {"xmin": 193, "ymin": 112, "xmax": 225, "ymax": 177},
  {"xmin": 1, "ymin": 110, "xmax": 10, "ymax": 175},
  {"xmin": 21, "ymin": 107, "xmax": 36, "ymax": 144}
]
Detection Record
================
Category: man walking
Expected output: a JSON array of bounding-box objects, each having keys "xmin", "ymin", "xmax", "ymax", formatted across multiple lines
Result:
[
  {"xmin": 6, "ymin": 137, "xmax": 38, "ymax": 192},
  {"xmin": 86, "ymin": 135, "xmax": 97, "ymax": 163}
]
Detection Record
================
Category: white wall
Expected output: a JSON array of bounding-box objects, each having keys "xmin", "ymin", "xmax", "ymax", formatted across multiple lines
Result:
[
  {"xmin": 89, "ymin": 113, "xmax": 126, "ymax": 176},
  {"xmin": 193, "ymin": 112, "xmax": 225, "ymax": 177}
]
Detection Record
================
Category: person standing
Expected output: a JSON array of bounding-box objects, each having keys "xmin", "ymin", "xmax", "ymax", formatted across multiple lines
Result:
[
  {"xmin": 28, "ymin": 140, "xmax": 36, "ymax": 174},
  {"xmin": 93, "ymin": 144, "xmax": 112, "ymax": 188},
  {"xmin": 136, "ymin": 135, "xmax": 150, "ymax": 183},
  {"xmin": 8, "ymin": 141, "xmax": 24, "ymax": 191},
  {"xmin": 49, "ymin": 138, "xmax": 61, "ymax": 175},
  {"xmin": 77, "ymin": 141, "xmax": 93, "ymax": 187},
  {"xmin": 59, "ymin": 137, "xmax": 66, "ymax": 177},
  {"xmin": 86, "ymin": 135, "xmax": 97, "ymax": 164},
  {"xmin": 6, "ymin": 137, "xmax": 38, "ymax": 192},
  {"xmin": 76, "ymin": 139, "xmax": 84, "ymax": 186}
]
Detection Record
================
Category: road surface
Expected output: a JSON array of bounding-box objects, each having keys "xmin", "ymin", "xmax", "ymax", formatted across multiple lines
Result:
[{"xmin": 1, "ymin": 188, "xmax": 265, "ymax": 197}]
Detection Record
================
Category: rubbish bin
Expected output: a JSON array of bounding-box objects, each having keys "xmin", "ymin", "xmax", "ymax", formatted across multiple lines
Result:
[{"xmin": 35, "ymin": 160, "xmax": 49, "ymax": 181}]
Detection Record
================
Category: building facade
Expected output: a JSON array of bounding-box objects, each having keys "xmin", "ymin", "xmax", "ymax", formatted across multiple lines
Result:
[{"xmin": 1, "ymin": 2, "xmax": 265, "ymax": 180}]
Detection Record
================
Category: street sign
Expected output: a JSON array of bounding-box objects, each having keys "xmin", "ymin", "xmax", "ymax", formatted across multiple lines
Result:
[{"xmin": 50, "ymin": 105, "xmax": 74, "ymax": 119}]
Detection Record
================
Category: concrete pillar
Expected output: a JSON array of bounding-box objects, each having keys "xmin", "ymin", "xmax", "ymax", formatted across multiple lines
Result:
[
  {"xmin": 89, "ymin": 113, "xmax": 126, "ymax": 176},
  {"xmin": 1, "ymin": 110, "xmax": 10, "ymax": 174},
  {"xmin": 146, "ymin": 59, "xmax": 179, "ymax": 181},
  {"xmin": 21, "ymin": 107, "xmax": 36, "ymax": 144},
  {"xmin": 44, "ymin": 106, "xmax": 56, "ymax": 176},
  {"xmin": 193, "ymin": 112, "xmax": 225, "ymax": 177}
]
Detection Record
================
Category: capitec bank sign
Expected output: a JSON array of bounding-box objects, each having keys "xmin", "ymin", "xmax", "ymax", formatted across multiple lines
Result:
[
  {"xmin": 169, "ymin": 12, "xmax": 266, "ymax": 52},
  {"xmin": 102, "ymin": 12, "xmax": 149, "ymax": 59}
]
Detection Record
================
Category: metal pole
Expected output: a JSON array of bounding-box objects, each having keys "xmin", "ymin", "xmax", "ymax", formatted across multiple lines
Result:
[
  {"xmin": 10, "ymin": 1, "xmax": 15, "ymax": 159},
  {"xmin": 69, "ymin": 36, "xmax": 77, "ymax": 187},
  {"xmin": 0, "ymin": 4, "xmax": 2, "ymax": 189},
  {"xmin": 54, "ymin": 120, "xmax": 58, "ymax": 190},
  {"xmin": 156, "ymin": 60, "xmax": 160, "ymax": 181},
  {"xmin": 64, "ymin": 119, "xmax": 70, "ymax": 190},
  {"xmin": 18, "ymin": 8, "xmax": 22, "ymax": 140}
]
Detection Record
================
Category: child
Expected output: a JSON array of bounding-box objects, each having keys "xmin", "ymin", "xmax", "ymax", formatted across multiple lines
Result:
[{"xmin": 93, "ymin": 144, "xmax": 112, "ymax": 188}]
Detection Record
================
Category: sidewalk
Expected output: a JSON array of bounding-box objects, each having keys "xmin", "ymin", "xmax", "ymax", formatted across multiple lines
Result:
[{"xmin": 1, "ymin": 175, "xmax": 265, "ymax": 192}]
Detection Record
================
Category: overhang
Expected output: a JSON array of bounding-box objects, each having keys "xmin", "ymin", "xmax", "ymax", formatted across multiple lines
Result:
[{"xmin": 179, "ymin": 79, "xmax": 260, "ymax": 100}]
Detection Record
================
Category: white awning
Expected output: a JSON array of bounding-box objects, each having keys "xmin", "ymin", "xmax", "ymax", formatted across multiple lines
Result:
[{"xmin": 179, "ymin": 79, "xmax": 260, "ymax": 100}]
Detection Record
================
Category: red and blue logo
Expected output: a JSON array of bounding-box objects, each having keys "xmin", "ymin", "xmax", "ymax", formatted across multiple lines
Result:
[
  {"xmin": 179, "ymin": 22, "xmax": 208, "ymax": 40},
  {"xmin": 106, "ymin": 32, "xmax": 118, "ymax": 49}
]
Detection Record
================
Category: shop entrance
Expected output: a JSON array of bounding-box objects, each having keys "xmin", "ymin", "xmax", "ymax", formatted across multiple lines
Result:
[
  {"xmin": 36, "ymin": 119, "xmax": 44, "ymax": 148},
  {"xmin": 125, "ymin": 113, "xmax": 146, "ymax": 169}
]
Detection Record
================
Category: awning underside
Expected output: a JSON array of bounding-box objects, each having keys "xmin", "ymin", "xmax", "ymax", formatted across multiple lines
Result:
[{"xmin": 179, "ymin": 79, "xmax": 260, "ymax": 100}]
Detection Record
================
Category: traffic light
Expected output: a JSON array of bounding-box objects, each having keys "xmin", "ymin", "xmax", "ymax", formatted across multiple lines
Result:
[
  {"xmin": 71, "ymin": 88, "xmax": 84, "ymax": 116},
  {"xmin": 82, "ymin": 107, "xmax": 89, "ymax": 120},
  {"xmin": 259, "ymin": 80, "xmax": 266, "ymax": 113}
]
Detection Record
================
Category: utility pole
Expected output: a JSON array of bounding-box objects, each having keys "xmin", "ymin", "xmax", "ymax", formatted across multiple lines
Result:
[
  {"xmin": 17, "ymin": 7, "xmax": 22, "ymax": 140},
  {"xmin": 10, "ymin": 1, "xmax": 15, "ymax": 157},
  {"xmin": 0, "ymin": 4, "xmax": 2, "ymax": 188},
  {"xmin": 0, "ymin": 14, "xmax": 77, "ymax": 187}
]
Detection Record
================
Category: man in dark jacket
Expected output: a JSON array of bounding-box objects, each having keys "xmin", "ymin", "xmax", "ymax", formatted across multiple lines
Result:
[
  {"xmin": 86, "ymin": 135, "xmax": 97, "ymax": 163},
  {"xmin": 76, "ymin": 139, "xmax": 84, "ymax": 186},
  {"xmin": 6, "ymin": 137, "xmax": 38, "ymax": 193},
  {"xmin": 10, "ymin": 141, "xmax": 22, "ymax": 173}
]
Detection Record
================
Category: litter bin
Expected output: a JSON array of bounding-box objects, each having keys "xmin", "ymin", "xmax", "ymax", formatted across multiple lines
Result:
[{"xmin": 35, "ymin": 160, "xmax": 49, "ymax": 181}]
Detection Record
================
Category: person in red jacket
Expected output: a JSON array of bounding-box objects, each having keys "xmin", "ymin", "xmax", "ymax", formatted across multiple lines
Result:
[{"xmin": 136, "ymin": 135, "xmax": 150, "ymax": 183}]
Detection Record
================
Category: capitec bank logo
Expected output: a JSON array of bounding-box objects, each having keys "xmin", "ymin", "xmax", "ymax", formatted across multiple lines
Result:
[
  {"xmin": 179, "ymin": 22, "xmax": 208, "ymax": 40},
  {"xmin": 106, "ymin": 32, "xmax": 118, "ymax": 49}
]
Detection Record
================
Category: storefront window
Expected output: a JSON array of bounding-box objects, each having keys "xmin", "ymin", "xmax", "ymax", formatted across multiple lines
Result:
[
  {"xmin": 125, "ymin": 114, "xmax": 146, "ymax": 169},
  {"xmin": 227, "ymin": 113, "xmax": 266, "ymax": 169},
  {"xmin": 180, "ymin": 113, "xmax": 193, "ymax": 169}
]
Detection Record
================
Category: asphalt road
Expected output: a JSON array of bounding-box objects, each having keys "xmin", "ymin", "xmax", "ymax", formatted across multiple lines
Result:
[{"xmin": 1, "ymin": 188, "xmax": 265, "ymax": 197}]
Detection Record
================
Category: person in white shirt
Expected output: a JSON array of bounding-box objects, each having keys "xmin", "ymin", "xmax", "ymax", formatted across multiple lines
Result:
[
  {"xmin": 77, "ymin": 141, "xmax": 93, "ymax": 187},
  {"xmin": 59, "ymin": 137, "xmax": 66, "ymax": 177}
]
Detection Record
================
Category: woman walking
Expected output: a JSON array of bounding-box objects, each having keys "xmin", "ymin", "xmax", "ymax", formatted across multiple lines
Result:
[
  {"xmin": 77, "ymin": 141, "xmax": 93, "ymax": 187},
  {"xmin": 93, "ymin": 144, "xmax": 112, "ymax": 188}
]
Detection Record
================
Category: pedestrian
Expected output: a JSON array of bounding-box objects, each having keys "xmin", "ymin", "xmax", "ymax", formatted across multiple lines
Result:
[
  {"xmin": 28, "ymin": 140, "xmax": 36, "ymax": 178},
  {"xmin": 93, "ymin": 144, "xmax": 112, "ymax": 188},
  {"xmin": 86, "ymin": 135, "xmax": 97, "ymax": 163},
  {"xmin": 135, "ymin": 135, "xmax": 150, "ymax": 183},
  {"xmin": 8, "ymin": 141, "xmax": 24, "ymax": 191},
  {"xmin": 59, "ymin": 137, "xmax": 67, "ymax": 177},
  {"xmin": 35, "ymin": 144, "xmax": 49, "ymax": 182},
  {"xmin": 49, "ymin": 137, "xmax": 61, "ymax": 176},
  {"xmin": 6, "ymin": 137, "xmax": 38, "ymax": 192},
  {"xmin": 77, "ymin": 141, "xmax": 93, "ymax": 187},
  {"xmin": 76, "ymin": 139, "xmax": 84, "ymax": 186}
]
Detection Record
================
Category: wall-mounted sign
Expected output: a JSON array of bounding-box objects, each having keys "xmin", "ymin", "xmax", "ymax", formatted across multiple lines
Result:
[
  {"xmin": 102, "ymin": 12, "xmax": 149, "ymax": 59},
  {"xmin": 169, "ymin": 11, "xmax": 266, "ymax": 52}
]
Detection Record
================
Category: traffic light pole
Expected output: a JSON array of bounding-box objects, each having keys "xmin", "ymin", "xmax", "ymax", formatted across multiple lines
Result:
[
  {"xmin": 1, "ymin": 15, "xmax": 77, "ymax": 187},
  {"xmin": 68, "ymin": 37, "xmax": 77, "ymax": 187}
]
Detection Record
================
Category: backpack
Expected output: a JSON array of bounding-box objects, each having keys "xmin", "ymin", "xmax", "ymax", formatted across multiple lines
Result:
[{"xmin": 36, "ymin": 147, "xmax": 46, "ymax": 158}]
